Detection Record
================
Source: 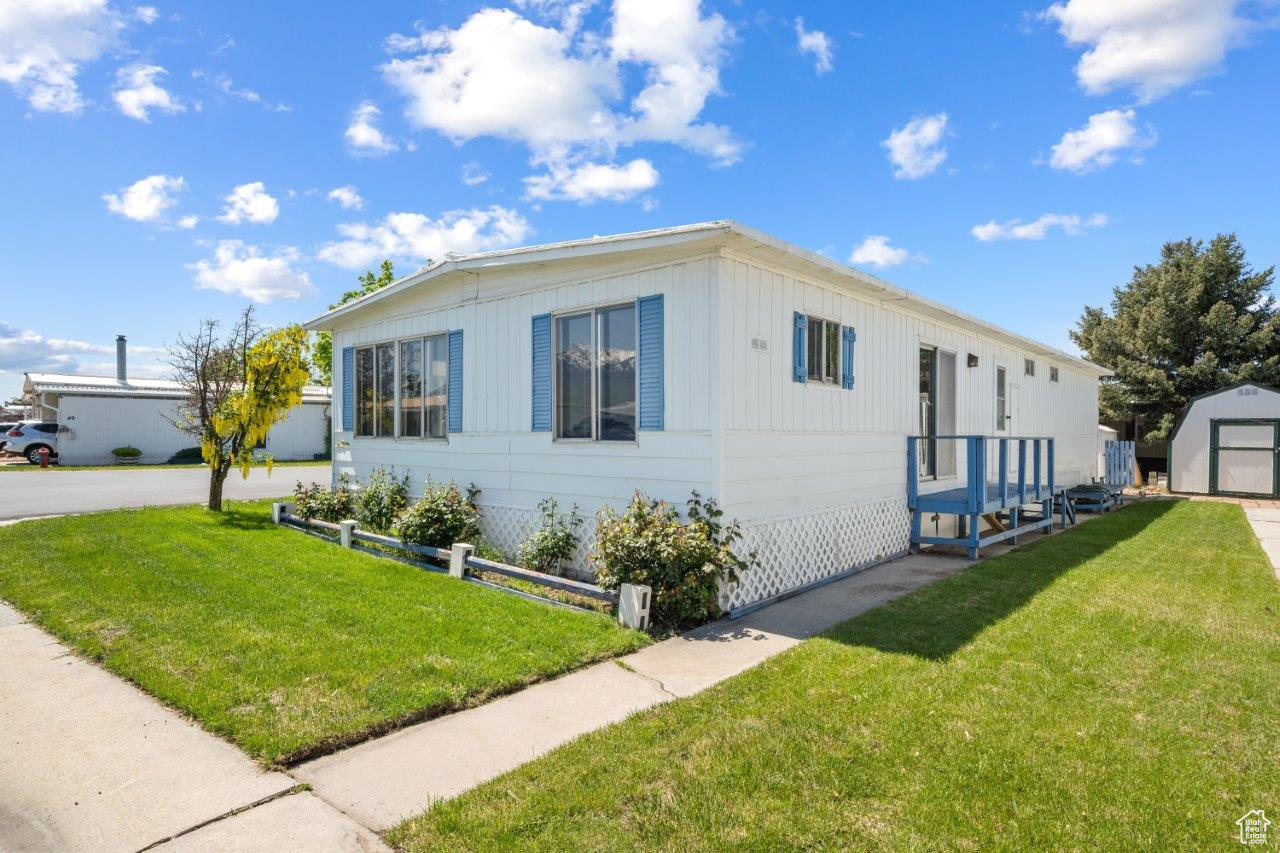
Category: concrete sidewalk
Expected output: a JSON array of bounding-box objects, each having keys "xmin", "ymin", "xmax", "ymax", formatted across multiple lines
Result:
[
  {"xmin": 0, "ymin": 601, "xmax": 385, "ymax": 853},
  {"xmin": 293, "ymin": 550, "xmax": 973, "ymax": 832},
  {"xmin": 1243, "ymin": 505, "xmax": 1280, "ymax": 579}
]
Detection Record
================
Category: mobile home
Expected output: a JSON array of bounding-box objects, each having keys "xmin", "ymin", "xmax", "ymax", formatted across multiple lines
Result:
[{"xmin": 304, "ymin": 221, "xmax": 1107, "ymax": 613}]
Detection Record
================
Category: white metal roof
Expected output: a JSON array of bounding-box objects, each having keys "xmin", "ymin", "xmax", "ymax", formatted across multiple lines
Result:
[
  {"xmin": 302, "ymin": 219, "xmax": 1110, "ymax": 377},
  {"xmin": 24, "ymin": 372, "xmax": 331, "ymax": 403}
]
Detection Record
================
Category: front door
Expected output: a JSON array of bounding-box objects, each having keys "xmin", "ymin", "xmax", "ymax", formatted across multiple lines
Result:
[{"xmin": 1210, "ymin": 420, "xmax": 1280, "ymax": 497}]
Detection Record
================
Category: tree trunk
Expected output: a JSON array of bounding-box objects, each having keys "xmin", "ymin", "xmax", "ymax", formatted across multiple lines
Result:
[{"xmin": 208, "ymin": 462, "xmax": 228, "ymax": 511}]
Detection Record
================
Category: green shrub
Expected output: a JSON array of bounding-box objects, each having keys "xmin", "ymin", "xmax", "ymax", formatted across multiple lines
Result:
[
  {"xmin": 592, "ymin": 491, "xmax": 757, "ymax": 630},
  {"xmin": 518, "ymin": 498, "xmax": 584, "ymax": 576},
  {"xmin": 167, "ymin": 446, "xmax": 204, "ymax": 464},
  {"xmin": 356, "ymin": 468, "xmax": 410, "ymax": 534},
  {"xmin": 110, "ymin": 445, "xmax": 141, "ymax": 459},
  {"xmin": 474, "ymin": 540, "xmax": 506, "ymax": 562},
  {"xmin": 396, "ymin": 481, "xmax": 481, "ymax": 549},
  {"xmin": 292, "ymin": 477, "xmax": 354, "ymax": 523}
]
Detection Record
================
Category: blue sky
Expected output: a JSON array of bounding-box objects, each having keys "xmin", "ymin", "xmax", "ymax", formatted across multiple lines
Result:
[{"xmin": 2, "ymin": 0, "xmax": 1278, "ymax": 400}]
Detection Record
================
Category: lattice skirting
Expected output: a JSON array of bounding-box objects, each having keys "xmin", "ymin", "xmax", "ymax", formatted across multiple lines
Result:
[
  {"xmin": 721, "ymin": 496, "xmax": 910, "ymax": 612},
  {"xmin": 477, "ymin": 504, "xmax": 598, "ymax": 581}
]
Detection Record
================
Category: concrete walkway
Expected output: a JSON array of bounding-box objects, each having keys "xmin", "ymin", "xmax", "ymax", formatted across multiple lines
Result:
[
  {"xmin": 1243, "ymin": 505, "xmax": 1280, "ymax": 579},
  {"xmin": 293, "ymin": 550, "xmax": 976, "ymax": 832},
  {"xmin": 0, "ymin": 601, "xmax": 386, "ymax": 853}
]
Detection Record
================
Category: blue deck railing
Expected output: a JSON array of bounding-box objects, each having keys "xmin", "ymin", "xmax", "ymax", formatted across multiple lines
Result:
[{"xmin": 907, "ymin": 435, "xmax": 1060, "ymax": 558}]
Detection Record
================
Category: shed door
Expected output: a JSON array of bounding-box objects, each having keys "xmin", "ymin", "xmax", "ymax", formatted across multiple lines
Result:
[{"xmin": 1210, "ymin": 420, "xmax": 1280, "ymax": 497}]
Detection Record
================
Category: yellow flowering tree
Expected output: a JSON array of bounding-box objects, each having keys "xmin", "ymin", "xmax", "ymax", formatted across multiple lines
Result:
[{"xmin": 169, "ymin": 308, "xmax": 312, "ymax": 511}]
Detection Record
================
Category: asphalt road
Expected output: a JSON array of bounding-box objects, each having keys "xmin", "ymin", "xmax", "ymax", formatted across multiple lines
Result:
[{"xmin": 0, "ymin": 465, "xmax": 330, "ymax": 520}]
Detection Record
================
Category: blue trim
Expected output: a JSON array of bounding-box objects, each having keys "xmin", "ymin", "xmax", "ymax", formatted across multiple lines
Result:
[
  {"xmin": 531, "ymin": 314, "xmax": 551, "ymax": 431},
  {"xmin": 638, "ymin": 294, "xmax": 664, "ymax": 431},
  {"xmin": 792, "ymin": 311, "xmax": 807, "ymax": 383},
  {"xmin": 447, "ymin": 330, "xmax": 463, "ymax": 433},
  {"xmin": 841, "ymin": 326, "xmax": 856, "ymax": 389},
  {"xmin": 341, "ymin": 347, "xmax": 354, "ymax": 431}
]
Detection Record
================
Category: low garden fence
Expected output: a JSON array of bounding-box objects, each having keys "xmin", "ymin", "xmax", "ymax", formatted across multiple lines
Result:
[{"xmin": 272, "ymin": 501, "xmax": 651, "ymax": 630}]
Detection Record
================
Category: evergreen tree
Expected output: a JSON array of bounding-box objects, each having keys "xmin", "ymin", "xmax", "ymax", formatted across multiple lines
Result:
[{"xmin": 1071, "ymin": 234, "xmax": 1279, "ymax": 439}]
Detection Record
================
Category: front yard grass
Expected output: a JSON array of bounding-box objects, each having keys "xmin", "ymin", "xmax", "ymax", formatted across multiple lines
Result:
[
  {"xmin": 393, "ymin": 500, "xmax": 1280, "ymax": 850},
  {"xmin": 0, "ymin": 501, "xmax": 647, "ymax": 765}
]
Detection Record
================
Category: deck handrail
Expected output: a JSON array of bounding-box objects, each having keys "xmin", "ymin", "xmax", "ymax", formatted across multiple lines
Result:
[{"xmin": 907, "ymin": 434, "xmax": 1056, "ymax": 512}]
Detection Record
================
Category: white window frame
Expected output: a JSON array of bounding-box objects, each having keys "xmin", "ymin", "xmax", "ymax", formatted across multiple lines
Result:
[
  {"xmin": 995, "ymin": 364, "xmax": 1008, "ymax": 432},
  {"xmin": 551, "ymin": 300, "xmax": 640, "ymax": 444},
  {"xmin": 1024, "ymin": 357, "xmax": 1036, "ymax": 378},
  {"xmin": 353, "ymin": 334, "xmax": 450, "ymax": 441},
  {"xmin": 1049, "ymin": 365, "xmax": 1060, "ymax": 383},
  {"xmin": 806, "ymin": 316, "xmax": 842, "ymax": 386}
]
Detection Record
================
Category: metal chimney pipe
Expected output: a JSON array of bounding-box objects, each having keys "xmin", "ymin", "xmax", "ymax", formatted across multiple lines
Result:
[{"xmin": 116, "ymin": 335, "xmax": 127, "ymax": 383}]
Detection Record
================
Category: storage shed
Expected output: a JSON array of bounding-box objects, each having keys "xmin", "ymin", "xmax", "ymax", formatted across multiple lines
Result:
[
  {"xmin": 22, "ymin": 337, "xmax": 331, "ymax": 465},
  {"xmin": 1169, "ymin": 381, "xmax": 1280, "ymax": 497},
  {"xmin": 305, "ymin": 221, "xmax": 1108, "ymax": 613}
]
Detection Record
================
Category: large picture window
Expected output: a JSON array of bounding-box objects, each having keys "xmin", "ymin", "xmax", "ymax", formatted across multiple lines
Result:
[
  {"xmin": 555, "ymin": 303, "xmax": 637, "ymax": 442},
  {"xmin": 354, "ymin": 335, "xmax": 448, "ymax": 439},
  {"xmin": 806, "ymin": 316, "xmax": 841, "ymax": 384}
]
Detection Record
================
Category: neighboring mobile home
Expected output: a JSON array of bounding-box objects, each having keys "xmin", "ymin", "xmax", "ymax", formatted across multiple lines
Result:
[
  {"xmin": 1168, "ymin": 381, "xmax": 1280, "ymax": 498},
  {"xmin": 304, "ymin": 221, "xmax": 1107, "ymax": 613},
  {"xmin": 22, "ymin": 337, "xmax": 331, "ymax": 465}
]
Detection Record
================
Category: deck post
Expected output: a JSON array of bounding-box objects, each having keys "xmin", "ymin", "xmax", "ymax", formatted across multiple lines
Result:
[
  {"xmin": 1010, "ymin": 506, "xmax": 1020, "ymax": 546},
  {"xmin": 1041, "ymin": 497, "xmax": 1052, "ymax": 534},
  {"xmin": 906, "ymin": 437, "xmax": 918, "ymax": 508},
  {"xmin": 1017, "ymin": 439, "xmax": 1027, "ymax": 504},
  {"xmin": 975, "ymin": 438, "xmax": 987, "ymax": 512},
  {"xmin": 1033, "ymin": 439, "xmax": 1042, "ymax": 498},
  {"xmin": 1047, "ymin": 438, "xmax": 1055, "ymax": 497},
  {"xmin": 967, "ymin": 513, "xmax": 980, "ymax": 560},
  {"xmin": 998, "ymin": 439, "xmax": 1008, "ymax": 508}
]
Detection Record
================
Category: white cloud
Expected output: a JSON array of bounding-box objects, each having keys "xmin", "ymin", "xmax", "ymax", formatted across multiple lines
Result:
[
  {"xmin": 0, "ymin": 321, "xmax": 165, "ymax": 378},
  {"xmin": 524, "ymin": 158, "xmax": 658, "ymax": 203},
  {"xmin": 460, "ymin": 161, "xmax": 490, "ymax": 186},
  {"xmin": 112, "ymin": 62, "xmax": 184, "ymax": 121},
  {"xmin": 326, "ymin": 185, "xmax": 364, "ymax": 210},
  {"xmin": 971, "ymin": 212, "xmax": 1109, "ymax": 242},
  {"xmin": 0, "ymin": 0, "xmax": 123, "ymax": 113},
  {"xmin": 317, "ymin": 205, "xmax": 532, "ymax": 271},
  {"xmin": 849, "ymin": 235, "xmax": 911, "ymax": 268},
  {"xmin": 512, "ymin": 0, "xmax": 598, "ymax": 35},
  {"xmin": 176, "ymin": 213, "xmax": 198, "ymax": 229},
  {"xmin": 883, "ymin": 112, "xmax": 950, "ymax": 180},
  {"xmin": 189, "ymin": 240, "xmax": 314, "ymax": 303},
  {"xmin": 134, "ymin": 6, "xmax": 158, "ymax": 24},
  {"xmin": 102, "ymin": 173, "xmax": 186, "ymax": 223},
  {"xmin": 217, "ymin": 181, "xmax": 279, "ymax": 225},
  {"xmin": 382, "ymin": 1, "xmax": 738, "ymax": 200},
  {"xmin": 192, "ymin": 69, "xmax": 289, "ymax": 111},
  {"xmin": 346, "ymin": 100, "xmax": 399, "ymax": 155},
  {"xmin": 795, "ymin": 17, "xmax": 834, "ymax": 74},
  {"xmin": 1048, "ymin": 108, "xmax": 1156, "ymax": 173},
  {"xmin": 1042, "ymin": 0, "xmax": 1253, "ymax": 102}
]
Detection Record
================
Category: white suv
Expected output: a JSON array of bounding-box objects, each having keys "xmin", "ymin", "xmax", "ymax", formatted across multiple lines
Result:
[{"xmin": 4, "ymin": 421, "xmax": 60, "ymax": 465}]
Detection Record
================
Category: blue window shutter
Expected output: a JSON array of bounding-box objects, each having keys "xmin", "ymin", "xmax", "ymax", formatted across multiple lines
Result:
[
  {"xmin": 447, "ymin": 330, "xmax": 463, "ymax": 433},
  {"xmin": 841, "ymin": 327, "xmax": 856, "ymax": 390},
  {"xmin": 792, "ymin": 312, "xmax": 807, "ymax": 383},
  {"xmin": 638, "ymin": 294, "xmax": 664, "ymax": 431},
  {"xmin": 341, "ymin": 347, "xmax": 354, "ymax": 430},
  {"xmin": 531, "ymin": 314, "xmax": 552, "ymax": 431}
]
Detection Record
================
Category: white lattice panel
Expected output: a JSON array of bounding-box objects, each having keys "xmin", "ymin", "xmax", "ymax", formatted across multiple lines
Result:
[
  {"xmin": 722, "ymin": 496, "xmax": 910, "ymax": 612},
  {"xmin": 477, "ymin": 504, "xmax": 598, "ymax": 581}
]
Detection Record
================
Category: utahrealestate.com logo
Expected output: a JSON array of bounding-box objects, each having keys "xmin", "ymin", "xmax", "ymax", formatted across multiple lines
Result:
[{"xmin": 1237, "ymin": 810, "xmax": 1270, "ymax": 845}]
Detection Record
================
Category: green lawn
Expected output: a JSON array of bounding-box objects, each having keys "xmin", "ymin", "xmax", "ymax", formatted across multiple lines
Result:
[
  {"xmin": 392, "ymin": 500, "xmax": 1280, "ymax": 850},
  {"xmin": 0, "ymin": 501, "xmax": 647, "ymax": 765}
]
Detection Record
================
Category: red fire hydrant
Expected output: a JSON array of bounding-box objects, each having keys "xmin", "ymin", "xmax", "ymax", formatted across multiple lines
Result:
[{"xmin": 38, "ymin": 447, "xmax": 50, "ymax": 468}]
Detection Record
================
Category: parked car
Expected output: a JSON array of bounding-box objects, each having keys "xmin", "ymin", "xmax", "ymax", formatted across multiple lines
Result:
[{"xmin": 4, "ymin": 421, "xmax": 60, "ymax": 464}]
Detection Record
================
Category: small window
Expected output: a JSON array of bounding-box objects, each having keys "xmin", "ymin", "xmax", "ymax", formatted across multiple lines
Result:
[
  {"xmin": 1024, "ymin": 358, "xmax": 1036, "ymax": 377},
  {"xmin": 554, "ymin": 303, "xmax": 637, "ymax": 442},
  {"xmin": 1049, "ymin": 366, "xmax": 1059, "ymax": 383},
  {"xmin": 995, "ymin": 366, "xmax": 1007, "ymax": 432},
  {"xmin": 806, "ymin": 317, "xmax": 841, "ymax": 384}
]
